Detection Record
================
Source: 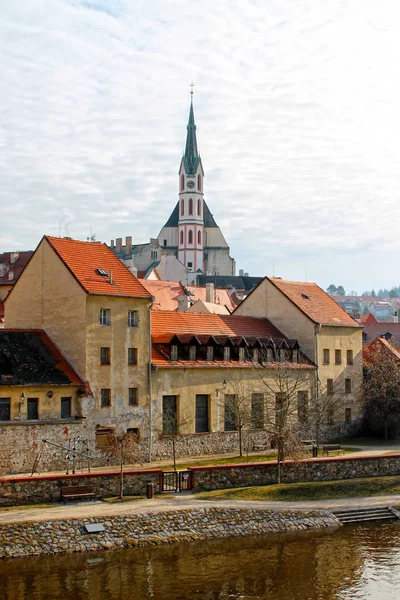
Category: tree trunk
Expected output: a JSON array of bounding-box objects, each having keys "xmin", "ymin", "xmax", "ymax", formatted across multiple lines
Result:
[
  {"xmin": 119, "ymin": 455, "xmax": 124, "ymax": 499},
  {"xmin": 384, "ymin": 420, "xmax": 389, "ymax": 441},
  {"xmin": 239, "ymin": 426, "xmax": 243, "ymax": 457},
  {"xmin": 172, "ymin": 437, "xmax": 176, "ymax": 471},
  {"xmin": 277, "ymin": 454, "xmax": 281, "ymax": 484}
]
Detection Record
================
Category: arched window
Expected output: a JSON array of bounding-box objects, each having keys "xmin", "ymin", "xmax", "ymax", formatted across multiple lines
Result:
[
  {"xmin": 180, "ymin": 174, "xmax": 184, "ymax": 191},
  {"xmin": 189, "ymin": 198, "xmax": 193, "ymax": 215},
  {"xmin": 188, "ymin": 230, "xmax": 193, "ymax": 244},
  {"xmin": 180, "ymin": 230, "xmax": 183, "ymax": 245},
  {"xmin": 198, "ymin": 230, "xmax": 201, "ymax": 244},
  {"xmin": 197, "ymin": 199, "xmax": 201, "ymax": 216},
  {"xmin": 180, "ymin": 199, "xmax": 184, "ymax": 216},
  {"xmin": 198, "ymin": 174, "xmax": 202, "ymax": 191}
]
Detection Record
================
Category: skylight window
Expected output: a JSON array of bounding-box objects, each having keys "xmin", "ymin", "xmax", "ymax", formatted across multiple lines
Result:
[
  {"xmin": 301, "ymin": 293, "xmax": 310, "ymax": 300},
  {"xmin": 96, "ymin": 269, "xmax": 108, "ymax": 276}
]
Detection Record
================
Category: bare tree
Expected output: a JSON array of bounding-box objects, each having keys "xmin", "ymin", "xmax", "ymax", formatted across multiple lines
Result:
[
  {"xmin": 106, "ymin": 431, "xmax": 141, "ymax": 499},
  {"xmin": 308, "ymin": 379, "xmax": 347, "ymax": 448},
  {"xmin": 157, "ymin": 399, "xmax": 193, "ymax": 471},
  {"xmin": 223, "ymin": 376, "xmax": 254, "ymax": 457}
]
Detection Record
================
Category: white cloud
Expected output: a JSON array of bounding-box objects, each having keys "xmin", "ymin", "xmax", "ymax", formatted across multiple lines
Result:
[{"xmin": 1, "ymin": 0, "xmax": 400, "ymax": 291}]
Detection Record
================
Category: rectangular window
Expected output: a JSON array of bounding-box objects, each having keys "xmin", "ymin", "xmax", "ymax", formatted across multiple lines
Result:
[
  {"xmin": 224, "ymin": 394, "xmax": 237, "ymax": 431},
  {"xmin": 206, "ymin": 346, "xmax": 214, "ymax": 361},
  {"xmin": 297, "ymin": 391, "xmax": 309, "ymax": 423},
  {"xmin": 195, "ymin": 395, "xmax": 209, "ymax": 433},
  {"xmin": 223, "ymin": 346, "xmax": 230, "ymax": 361},
  {"xmin": 162, "ymin": 395, "xmax": 177, "ymax": 435},
  {"xmin": 96, "ymin": 427, "xmax": 114, "ymax": 448},
  {"xmin": 238, "ymin": 347, "xmax": 245, "ymax": 363},
  {"xmin": 127, "ymin": 427, "xmax": 140, "ymax": 439},
  {"xmin": 266, "ymin": 348, "xmax": 274, "ymax": 362},
  {"xmin": 347, "ymin": 350, "xmax": 353, "ymax": 365},
  {"xmin": 327, "ymin": 379, "xmax": 334, "ymax": 395},
  {"xmin": 335, "ymin": 349, "xmax": 342, "ymax": 365},
  {"xmin": 99, "ymin": 308, "xmax": 111, "ymax": 326},
  {"xmin": 0, "ymin": 398, "xmax": 11, "ymax": 421},
  {"xmin": 100, "ymin": 389, "xmax": 111, "ymax": 407},
  {"xmin": 128, "ymin": 387, "xmax": 138, "ymax": 406},
  {"xmin": 170, "ymin": 345, "xmax": 178, "ymax": 361},
  {"xmin": 128, "ymin": 310, "xmax": 139, "ymax": 327},
  {"xmin": 323, "ymin": 349, "xmax": 330, "ymax": 365},
  {"xmin": 345, "ymin": 378, "xmax": 352, "ymax": 394},
  {"xmin": 275, "ymin": 393, "xmax": 286, "ymax": 426},
  {"xmin": 100, "ymin": 347, "xmax": 110, "ymax": 365},
  {"xmin": 345, "ymin": 407, "xmax": 352, "ymax": 423},
  {"xmin": 251, "ymin": 393, "xmax": 264, "ymax": 429},
  {"xmin": 189, "ymin": 345, "xmax": 197, "ymax": 361},
  {"xmin": 128, "ymin": 347, "xmax": 138, "ymax": 365},
  {"xmin": 61, "ymin": 397, "xmax": 71, "ymax": 419},
  {"xmin": 292, "ymin": 349, "xmax": 298, "ymax": 363},
  {"xmin": 252, "ymin": 348, "xmax": 259, "ymax": 363},
  {"xmin": 27, "ymin": 398, "xmax": 39, "ymax": 420}
]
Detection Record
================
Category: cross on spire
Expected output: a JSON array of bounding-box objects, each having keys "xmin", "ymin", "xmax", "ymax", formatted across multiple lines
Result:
[{"xmin": 190, "ymin": 82, "xmax": 195, "ymax": 96}]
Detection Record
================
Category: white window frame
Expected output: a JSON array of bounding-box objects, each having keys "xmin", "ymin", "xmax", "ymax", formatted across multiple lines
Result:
[
  {"xmin": 128, "ymin": 310, "xmax": 139, "ymax": 327},
  {"xmin": 223, "ymin": 346, "xmax": 230, "ymax": 361},
  {"xmin": 171, "ymin": 345, "xmax": 178, "ymax": 361},
  {"xmin": 99, "ymin": 308, "xmax": 110, "ymax": 326}
]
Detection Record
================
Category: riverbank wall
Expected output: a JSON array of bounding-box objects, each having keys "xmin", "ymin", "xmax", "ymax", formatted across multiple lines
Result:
[{"xmin": 0, "ymin": 506, "xmax": 339, "ymax": 559}]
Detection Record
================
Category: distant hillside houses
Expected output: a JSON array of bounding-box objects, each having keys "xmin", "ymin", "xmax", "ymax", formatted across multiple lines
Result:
[{"xmin": 330, "ymin": 294, "xmax": 400, "ymax": 322}]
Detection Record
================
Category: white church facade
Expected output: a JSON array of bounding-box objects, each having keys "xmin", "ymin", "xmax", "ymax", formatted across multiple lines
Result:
[{"xmin": 157, "ymin": 98, "xmax": 236, "ymax": 277}]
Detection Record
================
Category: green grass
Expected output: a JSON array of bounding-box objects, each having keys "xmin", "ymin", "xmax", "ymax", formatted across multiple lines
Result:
[
  {"xmin": 195, "ymin": 475, "xmax": 400, "ymax": 502},
  {"xmin": 0, "ymin": 503, "xmax": 54, "ymax": 512}
]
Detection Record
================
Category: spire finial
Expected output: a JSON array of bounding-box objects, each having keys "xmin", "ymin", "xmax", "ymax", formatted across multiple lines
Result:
[{"xmin": 190, "ymin": 81, "xmax": 195, "ymax": 97}]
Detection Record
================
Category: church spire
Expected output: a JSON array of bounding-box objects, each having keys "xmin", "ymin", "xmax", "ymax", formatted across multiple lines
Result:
[{"xmin": 183, "ymin": 95, "xmax": 200, "ymax": 176}]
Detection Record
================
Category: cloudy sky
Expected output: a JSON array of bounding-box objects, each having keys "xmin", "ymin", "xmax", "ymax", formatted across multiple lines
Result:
[{"xmin": 1, "ymin": 0, "xmax": 399, "ymax": 292}]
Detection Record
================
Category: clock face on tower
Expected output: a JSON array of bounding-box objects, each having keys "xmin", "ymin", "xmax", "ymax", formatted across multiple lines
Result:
[{"xmin": 187, "ymin": 180, "xmax": 195, "ymax": 189}]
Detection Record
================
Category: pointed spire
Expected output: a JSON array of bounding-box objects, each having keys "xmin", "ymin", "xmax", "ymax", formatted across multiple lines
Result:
[{"xmin": 183, "ymin": 96, "xmax": 200, "ymax": 175}]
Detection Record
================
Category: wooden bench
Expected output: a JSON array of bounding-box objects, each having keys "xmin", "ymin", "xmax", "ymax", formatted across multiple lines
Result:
[
  {"xmin": 253, "ymin": 443, "xmax": 270, "ymax": 452},
  {"xmin": 60, "ymin": 485, "xmax": 94, "ymax": 501},
  {"xmin": 322, "ymin": 444, "xmax": 345, "ymax": 456}
]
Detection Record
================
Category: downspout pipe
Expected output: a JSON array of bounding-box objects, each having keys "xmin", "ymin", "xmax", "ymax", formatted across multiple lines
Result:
[{"xmin": 148, "ymin": 296, "xmax": 155, "ymax": 463}]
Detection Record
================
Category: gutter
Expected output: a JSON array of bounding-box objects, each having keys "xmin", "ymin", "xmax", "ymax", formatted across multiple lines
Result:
[{"xmin": 148, "ymin": 296, "xmax": 155, "ymax": 462}]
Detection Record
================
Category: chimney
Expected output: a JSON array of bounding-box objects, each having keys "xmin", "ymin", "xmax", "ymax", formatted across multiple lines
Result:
[
  {"xmin": 244, "ymin": 272, "xmax": 249, "ymax": 277},
  {"xmin": 394, "ymin": 311, "xmax": 398, "ymax": 323},
  {"xmin": 177, "ymin": 295, "xmax": 190, "ymax": 312},
  {"xmin": 239, "ymin": 269, "xmax": 244, "ymax": 277},
  {"xmin": 206, "ymin": 282, "xmax": 215, "ymax": 304},
  {"xmin": 111, "ymin": 239, "xmax": 114, "ymax": 248},
  {"xmin": 116, "ymin": 238, "xmax": 122, "ymax": 253},
  {"xmin": 125, "ymin": 236, "xmax": 132, "ymax": 254}
]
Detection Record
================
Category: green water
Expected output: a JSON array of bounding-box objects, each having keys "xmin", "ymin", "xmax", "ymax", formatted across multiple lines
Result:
[{"xmin": 1, "ymin": 521, "xmax": 400, "ymax": 599}]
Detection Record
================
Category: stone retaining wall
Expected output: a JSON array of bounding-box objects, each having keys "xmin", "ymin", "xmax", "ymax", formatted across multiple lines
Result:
[
  {"xmin": 189, "ymin": 453, "xmax": 400, "ymax": 490},
  {"xmin": 0, "ymin": 469, "xmax": 162, "ymax": 507},
  {"xmin": 0, "ymin": 507, "xmax": 339, "ymax": 559}
]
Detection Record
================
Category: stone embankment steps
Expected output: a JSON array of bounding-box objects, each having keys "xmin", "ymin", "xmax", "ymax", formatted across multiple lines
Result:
[{"xmin": 333, "ymin": 507, "xmax": 400, "ymax": 524}]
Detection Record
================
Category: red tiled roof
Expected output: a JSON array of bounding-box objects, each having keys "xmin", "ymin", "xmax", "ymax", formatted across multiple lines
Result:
[
  {"xmin": 358, "ymin": 312, "xmax": 379, "ymax": 325},
  {"xmin": 363, "ymin": 336, "xmax": 400, "ymax": 364},
  {"xmin": 151, "ymin": 311, "xmax": 284, "ymax": 339},
  {"xmin": 267, "ymin": 278, "xmax": 360, "ymax": 327},
  {"xmin": 45, "ymin": 236, "xmax": 151, "ymax": 298},
  {"xmin": 140, "ymin": 280, "xmax": 236, "ymax": 312},
  {"xmin": 0, "ymin": 329, "xmax": 82, "ymax": 385},
  {"xmin": 361, "ymin": 322, "xmax": 400, "ymax": 346}
]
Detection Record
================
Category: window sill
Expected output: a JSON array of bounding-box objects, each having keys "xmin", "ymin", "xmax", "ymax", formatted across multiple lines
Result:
[{"xmin": 0, "ymin": 418, "xmax": 84, "ymax": 426}]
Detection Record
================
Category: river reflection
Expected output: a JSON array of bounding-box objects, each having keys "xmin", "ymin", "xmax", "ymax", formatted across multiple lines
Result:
[{"xmin": 1, "ymin": 521, "xmax": 400, "ymax": 599}]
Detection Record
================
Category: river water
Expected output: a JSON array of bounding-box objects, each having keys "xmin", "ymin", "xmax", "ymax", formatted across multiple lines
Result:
[{"xmin": 1, "ymin": 520, "xmax": 400, "ymax": 599}]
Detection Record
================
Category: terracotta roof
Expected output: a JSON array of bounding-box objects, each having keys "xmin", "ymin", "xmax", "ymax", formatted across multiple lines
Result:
[
  {"xmin": 139, "ymin": 280, "xmax": 236, "ymax": 312},
  {"xmin": 187, "ymin": 299, "xmax": 230, "ymax": 315},
  {"xmin": 361, "ymin": 322, "xmax": 400, "ymax": 346},
  {"xmin": 45, "ymin": 236, "xmax": 151, "ymax": 298},
  {"xmin": 267, "ymin": 278, "xmax": 360, "ymax": 327},
  {"xmin": 151, "ymin": 311, "xmax": 284, "ymax": 339},
  {"xmin": 0, "ymin": 329, "xmax": 82, "ymax": 385},
  {"xmin": 358, "ymin": 312, "xmax": 379, "ymax": 325},
  {"xmin": 363, "ymin": 336, "xmax": 400, "ymax": 364}
]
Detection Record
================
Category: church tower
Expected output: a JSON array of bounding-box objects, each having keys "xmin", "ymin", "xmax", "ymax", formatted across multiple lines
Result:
[{"xmin": 177, "ymin": 96, "xmax": 205, "ymax": 273}]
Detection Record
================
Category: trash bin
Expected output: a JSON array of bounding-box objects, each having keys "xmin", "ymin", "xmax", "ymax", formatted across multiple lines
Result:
[
  {"xmin": 146, "ymin": 482, "xmax": 155, "ymax": 499},
  {"xmin": 312, "ymin": 445, "xmax": 318, "ymax": 458}
]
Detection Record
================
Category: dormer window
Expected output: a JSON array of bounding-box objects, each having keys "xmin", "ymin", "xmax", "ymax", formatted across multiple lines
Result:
[
  {"xmin": 223, "ymin": 346, "xmax": 230, "ymax": 361},
  {"xmin": 239, "ymin": 347, "xmax": 245, "ymax": 363},
  {"xmin": 292, "ymin": 349, "xmax": 298, "ymax": 363},
  {"xmin": 189, "ymin": 345, "xmax": 197, "ymax": 361},
  {"xmin": 252, "ymin": 348, "xmax": 259, "ymax": 363},
  {"xmin": 171, "ymin": 345, "xmax": 178, "ymax": 361},
  {"xmin": 206, "ymin": 346, "xmax": 214, "ymax": 361}
]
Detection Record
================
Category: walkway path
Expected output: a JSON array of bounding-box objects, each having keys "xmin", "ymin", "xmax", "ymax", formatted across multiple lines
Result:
[{"xmin": 1, "ymin": 492, "xmax": 400, "ymax": 525}]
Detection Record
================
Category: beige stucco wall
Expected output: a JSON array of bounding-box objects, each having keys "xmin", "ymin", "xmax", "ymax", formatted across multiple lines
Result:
[
  {"xmin": 0, "ymin": 385, "xmax": 80, "ymax": 421},
  {"xmin": 4, "ymin": 239, "xmax": 87, "ymax": 378},
  {"xmin": 151, "ymin": 366, "xmax": 314, "ymax": 435},
  {"xmin": 84, "ymin": 295, "xmax": 151, "ymax": 428}
]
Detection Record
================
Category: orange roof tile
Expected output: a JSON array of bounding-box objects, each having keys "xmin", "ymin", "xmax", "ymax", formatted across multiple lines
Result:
[
  {"xmin": 267, "ymin": 278, "xmax": 360, "ymax": 327},
  {"xmin": 151, "ymin": 311, "xmax": 284, "ymax": 339},
  {"xmin": 139, "ymin": 280, "xmax": 235, "ymax": 312},
  {"xmin": 358, "ymin": 312, "xmax": 379, "ymax": 325},
  {"xmin": 45, "ymin": 236, "xmax": 151, "ymax": 298},
  {"xmin": 363, "ymin": 336, "xmax": 400, "ymax": 364}
]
